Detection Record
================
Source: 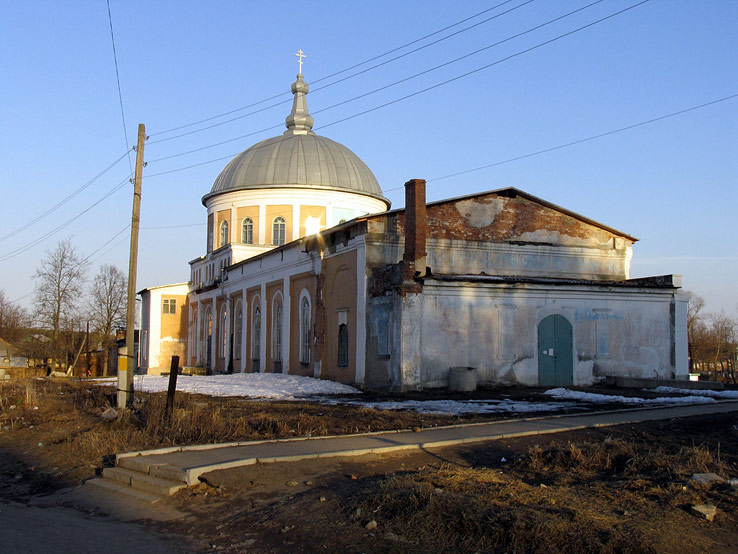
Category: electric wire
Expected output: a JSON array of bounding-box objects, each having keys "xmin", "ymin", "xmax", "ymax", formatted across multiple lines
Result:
[
  {"xmin": 106, "ymin": 0, "xmax": 133, "ymax": 175},
  {"xmin": 381, "ymin": 92, "xmax": 738, "ymax": 188},
  {"xmin": 81, "ymin": 224, "xmax": 131, "ymax": 264},
  {"xmin": 148, "ymin": 0, "xmax": 537, "ymax": 144},
  {"xmin": 0, "ymin": 151, "xmax": 130, "ymax": 243},
  {"xmin": 86, "ymin": 233, "xmax": 131, "ymax": 265},
  {"xmin": 146, "ymin": 0, "xmax": 643, "ymax": 173},
  {"xmin": 0, "ymin": 177, "xmax": 131, "ymax": 262},
  {"xmin": 319, "ymin": 0, "xmax": 650, "ymax": 131},
  {"xmin": 149, "ymin": 0, "xmax": 523, "ymax": 138},
  {"xmin": 147, "ymin": 0, "xmax": 599, "ymax": 163}
]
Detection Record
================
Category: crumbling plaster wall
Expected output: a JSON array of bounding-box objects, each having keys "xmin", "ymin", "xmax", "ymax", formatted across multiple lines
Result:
[
  {"xmin": 366, "ymin": 281, "xmax": 684, "ymax": 390},
  {"xmin": 365, "ymin": 193, "xmax": 633, "ymax": 280}
]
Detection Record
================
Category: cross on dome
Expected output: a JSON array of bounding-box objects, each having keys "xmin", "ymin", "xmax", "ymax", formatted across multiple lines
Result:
[{"xmin": 295, "ymin": 49, "xmax": 306, "ymax": 74}]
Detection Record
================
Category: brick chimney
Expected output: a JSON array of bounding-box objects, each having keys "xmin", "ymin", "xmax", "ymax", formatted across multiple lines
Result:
[{"xmin": 402, "ymin": 178, "xmax": 427, "ymax": 281}]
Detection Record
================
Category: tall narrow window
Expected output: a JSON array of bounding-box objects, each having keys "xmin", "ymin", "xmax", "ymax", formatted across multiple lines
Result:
[
  {"xmin": 235, "ymin": 306, "xmax": 243, "ymax": 360},
  {"xmin": 272, "ymin": 216, "xmax": 286, "ymax": 246},
  {"xmin": 242, "ymin": 217, "xmax": 254, "ymax": 244},
  {"xmin": 337, "ymin": 324, "xmax": 348, "ymax": 367},
  {"xmin": 207, "ymin": 221, "xmax": 214, "ymax": 253},
  {"xmin": 300, "ymin": 295, "xmax": 311, "ymax": 364},
  {"xmin": 219, "ymin": 307, "xmax": 227, "ymax": 358},
  {"xmin": 274, "ymin": 301, "xmax": 283, "ymax": 362},
  {"xmin": 252, "ymin": 305, "xmax": 261, "ymax": 363},
  {"xmin": 220, "ymin": 220, "xmax": 229, "ymax": 247}
]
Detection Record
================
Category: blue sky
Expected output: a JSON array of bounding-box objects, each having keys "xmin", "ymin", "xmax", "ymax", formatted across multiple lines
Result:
[{"xmin": 1, "ymin": 0, "xmax": 736, "ymax": 317}]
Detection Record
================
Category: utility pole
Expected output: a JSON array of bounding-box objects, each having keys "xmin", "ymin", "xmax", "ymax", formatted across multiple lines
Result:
[{"xmin": 118, "ymin": 123, "xmax": 145, "ymax": 408}]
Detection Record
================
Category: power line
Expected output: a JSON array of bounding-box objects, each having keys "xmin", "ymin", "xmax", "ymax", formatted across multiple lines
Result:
[
  {"xmin": 0, "ymin": 177, "xmax": 130, "ymax": 262},
  {"xmin": 310, "ymin": 0, "xmax": 538, "ymax": 95},
  {"xmin": 149, "ymin": 0, "xmax": 525, "ymax": 139},
  {"xmin": 87, "ymin": 233, "xmax": 131, "ymax": 265},
  {"xmin": 146, "ymin": 0, "xmax": 644, "ymax": 174},
  {"xmin": 141, "ymin": 223, "xmax": 205, "ymax": 230},
  {"xmin": 0, "ymin": 151, "xmax": 130, "ymax": 242},
  {"xmin": 319, "ymin": 0, "xmax": 651, "ymax": 131},
  {"xmin": 383, "ymin": 92, "xmax": 738, "ymax": 188},
  {"xmin": 106, "ymin": 0, "xmax": 133, "ymax": 175},
  {"xmin": 148, "ymin": 91, "xmax": 738, "ymax": 231},
  {"xmin": 147, "ymin": 0, "xmax": 574, "ymax": 160},
  {"xmin": 82, "ymin": 224, "xmax": 131, "ymax": 264}
]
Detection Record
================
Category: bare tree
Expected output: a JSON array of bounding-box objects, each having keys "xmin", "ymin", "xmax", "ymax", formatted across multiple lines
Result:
[
  {"xmin": 33, "ymin": 238, "xmax": 88, "ymax": 370},
  {"xmin": 0, "ymin": 289, "xmax": 29, "ymax": 344},
  {"xmin": 88, "ymin": 264, "xmax": 127, "ymax": 375},
  {"xmin": 685, "ymin": 291, "xmax": 705, "ymax": 371}
]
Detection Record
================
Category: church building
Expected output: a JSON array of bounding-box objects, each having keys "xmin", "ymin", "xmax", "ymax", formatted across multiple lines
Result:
[{"xmin": 139, "ymin": 64, "xmax": 689, "ymax": 391}]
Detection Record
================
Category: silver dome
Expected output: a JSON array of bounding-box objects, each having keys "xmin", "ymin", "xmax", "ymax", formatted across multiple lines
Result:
[{"xmin": 203, "ymin": 74, "xmax": 389, "ymax": 207}]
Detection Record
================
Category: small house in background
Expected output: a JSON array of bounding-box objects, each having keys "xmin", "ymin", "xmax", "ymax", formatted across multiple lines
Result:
[
  {"xmin": 0, "ymin": 337, "xmax": 29, "ymax": 378},
  {"xmin": 138, "ymin": 283, "xmax": 188, "ymax": 374}
]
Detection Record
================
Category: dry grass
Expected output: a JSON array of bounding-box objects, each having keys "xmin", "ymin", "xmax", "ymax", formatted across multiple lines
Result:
[
  {"xmin": 349, "ymin": 437, "xmax": 737, "ymax": 553},
  {"xmin": 0, "ymin": 378, "xmax": 459, "ymax": 495}
]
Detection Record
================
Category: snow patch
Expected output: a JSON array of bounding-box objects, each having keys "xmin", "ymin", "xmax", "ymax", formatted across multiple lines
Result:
[
  {"xmin": 95, "ymin": 373, "xmax": 361, "ymax": 399},
  {"xmin": 543, "ymin": 388, "xmax": 716, "ymax": 405}
]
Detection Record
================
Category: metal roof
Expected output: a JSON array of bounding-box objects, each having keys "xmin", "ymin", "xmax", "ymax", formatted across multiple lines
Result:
[{"xmin": 203, "ymin": 74, "xmax": 388, "ymax": 207}]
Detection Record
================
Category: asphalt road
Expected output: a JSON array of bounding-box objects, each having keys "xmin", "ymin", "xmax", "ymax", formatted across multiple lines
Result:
[{"xmin": 0, "ymin": 501, "xmax": 189, "ymax": 554}]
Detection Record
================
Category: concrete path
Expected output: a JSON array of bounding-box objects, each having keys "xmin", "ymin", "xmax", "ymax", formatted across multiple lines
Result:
[{"xmin": 117, "ymin": 401, "xmax": 738, "ymax": 487}]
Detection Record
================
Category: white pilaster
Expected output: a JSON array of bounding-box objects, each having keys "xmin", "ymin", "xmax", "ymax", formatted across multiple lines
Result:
[
  {"xmin": 355, "ymin": 242, "xmax": 367, "ymax": 385},
  {"xmin": 282, "ymin": 276, "xmax": 291, "ymax": 373},
  {"xmin": 260, "ymin": 282, "xmax": 267, "ymax": 372},
  {"xmin": 210, "ymin": 297, "xmax": 217, "ymax": 371},
  {"xmin": 292, "ymin": 204, "xmax": 300, "ymax": 241},
  {"xmin": 224, "ymin": 296, "xmax": 231, "ymax": 372},
  {"xmin": 258, "ymin": 203, "xmax": 266, "ymax": 245},
  {"xmin": 241, "ymin": 289, "xmax": 247, "ymax": 373}
]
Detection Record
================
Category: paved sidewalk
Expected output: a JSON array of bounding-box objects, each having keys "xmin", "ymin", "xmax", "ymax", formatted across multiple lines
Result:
[{"xmin": 118, "ymin": 401, "xmax": 738, "ymax": 485}]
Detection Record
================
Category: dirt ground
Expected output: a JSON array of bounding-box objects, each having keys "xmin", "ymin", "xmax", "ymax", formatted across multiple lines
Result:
[{"xmin": 1, "ymin": 379, "xmax": 737, "ymax": 553}]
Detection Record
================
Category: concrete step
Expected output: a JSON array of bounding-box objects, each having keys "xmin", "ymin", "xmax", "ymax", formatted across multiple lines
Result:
[
  {"xmin": 84, "ymin": 477, "xmax": 162, "ymax": 504},
  {"xmin": 117, "ymin": 455, "xmax": 188, "ymax": 484},
  {"xmin": 102, "ymin": 466, "xmax": 187, "ymax": 497}
]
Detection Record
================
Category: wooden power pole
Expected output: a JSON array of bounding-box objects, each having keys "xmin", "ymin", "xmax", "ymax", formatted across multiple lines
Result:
[{"xmin": 118, "ymin": 123, "xmax": 145, "ymax": 408}]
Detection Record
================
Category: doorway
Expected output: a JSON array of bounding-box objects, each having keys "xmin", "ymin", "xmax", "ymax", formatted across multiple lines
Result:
[{"xmin": 537, "ymin": 314, "xmax": 573, "ymax": 386}]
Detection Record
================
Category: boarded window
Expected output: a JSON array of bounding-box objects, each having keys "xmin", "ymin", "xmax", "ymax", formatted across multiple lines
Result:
[
  {"xmin": 252, "ymin": 305, "xmax": 261, "ymax": 361},
  {"xmin": 497, "ymin": 307, "xmax": 516, "ymax": 360},
  {"xmin": 594, "ymin": 309, "xmax": 610, "ymax": 358},
  {"xmin": 337, "ymin": 324, "xmax": 348, "ymax": 367}
]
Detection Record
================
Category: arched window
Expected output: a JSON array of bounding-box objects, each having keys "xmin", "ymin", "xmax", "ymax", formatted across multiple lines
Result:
[
  {"xmin": 252, "ymin": 303, "xmax": 261, "ymax": 368},
  {"xmin": 242, "ymin": 217, "xmax": 254, "ymax": 244},
  {"xmin": 205, "ymin": 307, "xmax": 213, "ymax": 368},
  {"xmin": 300, "ymin": 294, "xmax": 311, "ymax": 364},
  {"xmin": 235, "ymin": 304, "xmax": 243, "ymax": 361},
  {"xmin": 220, "ymin": 220, "xmax": 229, "ymax": 248},
  {"xmin": 273, "ymin": 298, "xmax": 283, "ymax": 363},
  {"xmin": 272, "ymin": 216, "xmax": 286, "ymax": 246}
]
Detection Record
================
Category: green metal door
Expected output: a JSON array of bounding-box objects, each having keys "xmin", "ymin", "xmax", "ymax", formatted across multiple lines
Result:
[{"xmin": 537, "ymin": 315, "xmax": 573, "ymax": 386}]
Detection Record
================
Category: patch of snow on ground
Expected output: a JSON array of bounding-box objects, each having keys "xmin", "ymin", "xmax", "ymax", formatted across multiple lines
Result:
[
  {"xmin": 320, "ymin": 399, "xmax": 580, "ymax": 415},
  {"xmin": 543, "ymin": 388, "xmax": 716, "ymax": 405},
  {"xmin": 95, "ymin": 373, "xmax": 361, "ymax": 399},
  {"xmin": 651, "ymin": 386, "xmax": 738, "ymax": 399}
]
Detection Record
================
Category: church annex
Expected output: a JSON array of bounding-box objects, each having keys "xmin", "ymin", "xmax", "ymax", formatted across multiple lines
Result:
[{"xmin": 139, "ymin": 66, "xmax": 688, "ymax": 391}]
